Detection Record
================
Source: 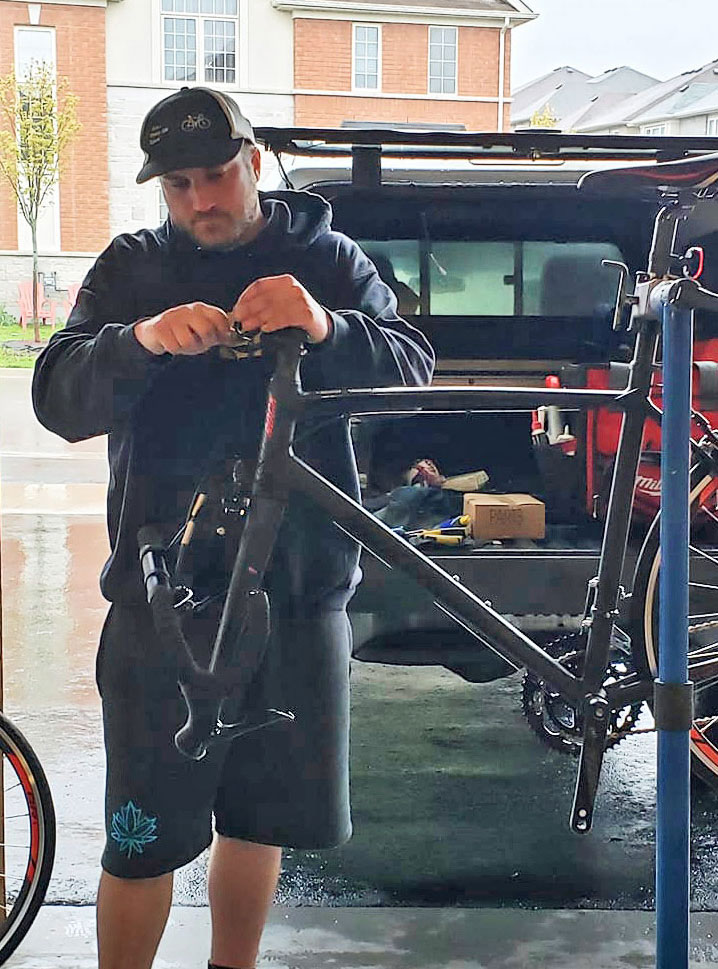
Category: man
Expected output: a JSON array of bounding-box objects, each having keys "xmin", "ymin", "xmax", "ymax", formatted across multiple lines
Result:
[{"xmin": 32, "ymin": 86, "xmax": 434, "ymax": 969}]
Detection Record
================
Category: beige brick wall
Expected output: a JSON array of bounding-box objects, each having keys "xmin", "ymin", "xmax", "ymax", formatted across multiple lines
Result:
[
  {"xmin": 458, "ymin": 26, "xmax": 499, "ymax": 97},
  {"xmin": 295, "ymin": 93, "xmax": 498, "ymax": 129},
  {"xmin": 294, "ymin": 19, "xmax": 352, "ymax": 91},
  {"xmin": 294, "ymin": 19, "xmax": 505, "ymax": 130},
  {"xmin": 381, "ymin": 23, "xmax": 427, "ymax": 95},
  {"xmin": 0, "ymin": 2, "xmax": 110, "ymax": 254}
]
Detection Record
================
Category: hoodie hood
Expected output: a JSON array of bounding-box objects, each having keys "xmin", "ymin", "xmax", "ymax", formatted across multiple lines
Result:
[{"xmin": 166, "ymin": 188, "xmax": 333, "ymax": 253}]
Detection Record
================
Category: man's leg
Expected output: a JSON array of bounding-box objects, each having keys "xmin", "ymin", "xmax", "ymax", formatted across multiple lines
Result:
[
  {"xmin": 96, "ymin": 870, "xmax": 173, "ymax": 969},
  {"xmin": 208, "ymin": 834, "xmax": 282, "ymax": 969}
]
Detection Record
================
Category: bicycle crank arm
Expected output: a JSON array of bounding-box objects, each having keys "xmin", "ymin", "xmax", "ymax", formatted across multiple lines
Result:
[{"xmin": 570, "ymin": 693, "xmax": 611, "ymax": 833}]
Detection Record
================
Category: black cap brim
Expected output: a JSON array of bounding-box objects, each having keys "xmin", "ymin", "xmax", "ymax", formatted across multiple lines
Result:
[{"xmin": 136, "ymin": 138, "xmax": 244, "ymax": 185}]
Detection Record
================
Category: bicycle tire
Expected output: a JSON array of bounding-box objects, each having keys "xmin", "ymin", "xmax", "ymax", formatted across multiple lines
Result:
[
  {"xmin": 0, "ymin": 712, "xmax": 55, "ymax": 964},
  {"xmin": 631, "ymin": 467, "xmax": 718, "ymax": 789}
]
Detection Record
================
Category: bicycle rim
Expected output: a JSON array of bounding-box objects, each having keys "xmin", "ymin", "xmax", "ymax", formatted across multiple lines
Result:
[
  {"xmin": 634, "ymin": 471, "xmax": 718, "ymax": 787},
  {"xmin": 0, "ymin": 713, "xmax": 55, "ymax": 964}
]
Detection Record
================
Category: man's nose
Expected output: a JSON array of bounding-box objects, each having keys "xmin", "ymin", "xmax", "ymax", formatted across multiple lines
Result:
[{"xmin": 190, "ymin": 182, "xmax": 215, "ymax": 212}]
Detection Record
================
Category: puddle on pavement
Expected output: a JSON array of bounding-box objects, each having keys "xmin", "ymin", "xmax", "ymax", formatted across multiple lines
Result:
[{"xmin": 1, "ymin": 513, "xmax": 108, "ymax": 710}]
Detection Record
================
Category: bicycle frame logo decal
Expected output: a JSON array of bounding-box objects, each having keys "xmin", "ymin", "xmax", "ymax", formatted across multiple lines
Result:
[
  {"xmin": 110, "ymin": 800, "xmax": 158, "ymax": 858},
  {"xmin": 265, "ymin": 394, "xmax": 276, "ymax": 439}
]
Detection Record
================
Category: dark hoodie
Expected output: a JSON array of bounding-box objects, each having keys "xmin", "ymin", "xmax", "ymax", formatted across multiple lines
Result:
[{"xmin": 32, "ymin": 190, "xmax": 435, "ymax": 603}]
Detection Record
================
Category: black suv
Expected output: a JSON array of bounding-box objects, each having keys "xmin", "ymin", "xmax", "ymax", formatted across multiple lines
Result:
[{"xmin": 257, "ymin": 128, "xmax": 718, "ymax": 682}]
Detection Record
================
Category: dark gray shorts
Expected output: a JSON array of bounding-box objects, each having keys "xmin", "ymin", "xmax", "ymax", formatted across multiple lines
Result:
[{"xmin": 97, "ymin": 591, "xmax": 355, "ymax": 879}]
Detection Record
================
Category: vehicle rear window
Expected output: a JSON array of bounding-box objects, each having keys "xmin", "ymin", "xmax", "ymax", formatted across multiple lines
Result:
[{"xmin": 360, "ymin": 240, "xmax": 624, "ymax": 318}]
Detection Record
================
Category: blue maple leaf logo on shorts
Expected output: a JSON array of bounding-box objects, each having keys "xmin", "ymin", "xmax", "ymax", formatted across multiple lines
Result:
[{"xmin": 110, "ymin": 800, "xmax": 158, "ymax": 858}]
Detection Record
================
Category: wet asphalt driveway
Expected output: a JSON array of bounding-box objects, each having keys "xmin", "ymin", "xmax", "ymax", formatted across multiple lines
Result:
[{"xmin": 2, "ymin": 368, "xmax": 718, "ymax": 912}]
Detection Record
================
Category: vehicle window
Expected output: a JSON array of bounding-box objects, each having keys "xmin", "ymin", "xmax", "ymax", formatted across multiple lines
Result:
[{"xmin": 361, "ymin": 239, "xmax": 623, "ymax": 317}]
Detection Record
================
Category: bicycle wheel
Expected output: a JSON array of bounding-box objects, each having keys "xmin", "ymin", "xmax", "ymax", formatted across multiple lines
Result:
[
  {"xmin": 631, "ymin": 466, "xmax": 718, "ymax": 789},
  {"xmin": 0, "ymin": 712, "xmax": 55, "ymax": 964}
]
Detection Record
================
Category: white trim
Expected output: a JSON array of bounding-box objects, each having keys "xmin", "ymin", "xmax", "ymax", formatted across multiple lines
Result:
[
  {"xmin": 427, "ymin": 24, "xmax": 457, "ymax": 97},
  {"xmin": 151, "ymin": 0, "xmax": 163, "ymax": 83},
  {"xmin": 278, "ymin": 0, "xmax": 531, "ymax": 21},
  {"xmin": 0, "ymin": 249, "xmax": 98, "ymax": 257},
  {"xmin": 352, "ymin": 22, "xmax": 381, "ymax": 93},
  {"xmin": 27, "ymin": 5, "xmax": 42, "ymax": 26},
  {"xmin": 293, "ymin": 87, "xmax": 503, "ymax": 101},
  {"xmin": 497, "ymin": 14, "xmax": 508, "ymax": 131},
  {"xmin": 25, "ymin": 0, "xmax": 105, "ymax": 5},
  {"xmin": 238, "ymin": 0, "xmax": 250, "ymax": 88},
  {"xmin": 707, "ymin": 115, "xmax": 718, "ymax": 137}
]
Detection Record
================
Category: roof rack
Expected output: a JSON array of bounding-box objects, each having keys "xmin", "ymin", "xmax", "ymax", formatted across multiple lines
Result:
[{"xmin": 255, "ymin": 126, "xmax": 718, "ymax": 163}]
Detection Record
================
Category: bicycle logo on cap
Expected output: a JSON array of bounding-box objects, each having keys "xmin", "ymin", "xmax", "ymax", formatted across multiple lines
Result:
[{"xmin": 181, "ymin": 113, "xmax": 211, "ymax": 132}]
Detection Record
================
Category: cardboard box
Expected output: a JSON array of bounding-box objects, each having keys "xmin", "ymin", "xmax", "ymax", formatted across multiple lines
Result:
[{"xmin": 463, "ymin": 493, "xmax": 545, "ymax": 540}]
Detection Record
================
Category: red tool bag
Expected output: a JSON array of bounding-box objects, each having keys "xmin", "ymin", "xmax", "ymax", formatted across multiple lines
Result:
[{"xmin": 584, "ymin": 342, "xmax": 718, "ymax": 522}]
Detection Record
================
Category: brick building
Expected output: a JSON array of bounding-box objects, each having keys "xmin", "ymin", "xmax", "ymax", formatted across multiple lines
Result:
[{"xmin": 0, "ymin": 0, "xmax": 535, "ymax": 314}]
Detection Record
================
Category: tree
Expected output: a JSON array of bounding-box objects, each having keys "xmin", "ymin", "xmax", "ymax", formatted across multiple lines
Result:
[
  {"xmin": 0, "ymin": 63, "xmax": 79, "ymax": 342},
  {"xmin": 530, "ymin": 103, "xmax": 560, "ymax": 130}
]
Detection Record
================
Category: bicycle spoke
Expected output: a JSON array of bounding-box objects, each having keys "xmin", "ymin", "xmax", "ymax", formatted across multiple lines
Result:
[
  {"xmin": 689, "ymin": 544, "xmax": 718, "ymax": 568},
  {"xmin": 689, "ymin": 581, "xmax": 718, "ymax": 592}
]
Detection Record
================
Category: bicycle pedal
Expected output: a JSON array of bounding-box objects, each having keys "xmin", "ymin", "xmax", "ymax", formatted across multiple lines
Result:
[{"xmin": 214, "ymin": 708, "xmax": 295, "ymax": 742}]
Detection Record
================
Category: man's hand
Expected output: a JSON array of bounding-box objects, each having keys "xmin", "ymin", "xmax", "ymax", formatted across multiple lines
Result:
[
  {"xmin": 231, "ymin": 275, "xmax": 333, "ymax": 344},
  {"xmin": 134, "ymin": 302, "xmax": 237, "ymax": 356}
]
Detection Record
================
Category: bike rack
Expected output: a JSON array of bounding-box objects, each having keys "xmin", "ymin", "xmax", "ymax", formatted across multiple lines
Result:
[{"xmin": 656, "ymin": 292, "xmax": 694, "ymax": 969}]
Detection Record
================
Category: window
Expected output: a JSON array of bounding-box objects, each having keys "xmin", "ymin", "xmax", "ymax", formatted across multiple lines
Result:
[
  {"xmin": 707, "ymin": 116, "xmax": 718, "ymax": 136},
  {"xmin": 13, "ymin": 27, "xmax": 59, "ymax": 253},
  {"xmin": 428, "ymin": 26, "xmax": 457, "ymax": 95},
  {"xmin": 360, "ymin": 239, "xmax": 623, "ymax": 318},
  {"xmin": 161, "ymin": 0, "xmax": 237, "ymax": 84},
  {"xmin": 158, "ymin": 186, "xmax": 169, "ymax": 224},
  {"xmin": 642, "ymin": 123, "xmax": 667, "ymax": 136},
  {"xmin": 353, "ymin": 24, "xmax": 380, "ymax": 91},
  {"xmin": 15, "ymin": 26, "xmax": 54, "ymax": 80}
]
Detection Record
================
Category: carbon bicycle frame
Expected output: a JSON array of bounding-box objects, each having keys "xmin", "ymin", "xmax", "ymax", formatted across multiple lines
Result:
[{"xmin": 182, "ymin": 202, "xmax": 718, "ymax": 831}]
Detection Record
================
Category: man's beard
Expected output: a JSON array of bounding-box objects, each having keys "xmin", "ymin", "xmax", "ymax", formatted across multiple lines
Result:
[{"xmin": 184, "ymin": 212, "xmax": 245, "ymax": 251}]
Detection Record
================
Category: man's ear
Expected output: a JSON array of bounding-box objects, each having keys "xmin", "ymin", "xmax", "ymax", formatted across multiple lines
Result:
[{"xmin": 250, "ymin": 145, "xmax": 261, "ymax": 181}]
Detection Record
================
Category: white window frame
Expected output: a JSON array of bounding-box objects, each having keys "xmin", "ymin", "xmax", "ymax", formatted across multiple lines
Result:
[
  {"xmin": 13, "ymin": 25, "xmax": 61, "ymax": 254},
  {"xmin": 158, "ymin": 184, "xmax": 169, "ymax": 224},
  {"xmin": 707, "ymin": 115, "xmax": 718, "ymax": 137},
  {"xmin": 352, "ymin": 23, "xmax": 381, "ymax": 93},
  {"xmin": 160, "ymin": 0, "xmax": 238, "ymax": 87},
  {"xmin": 428, "ymin": 25, "xmax": 458, "ymax": 97},
  {"xmin": 641, "ymin": 123, "xmax": 667, "ymax": 137}
]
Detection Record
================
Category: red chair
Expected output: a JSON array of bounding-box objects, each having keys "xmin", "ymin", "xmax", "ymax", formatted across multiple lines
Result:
[
  {"xmin": 16, "ymin": 279, "xmax": 59, "ymax": 329},
  {"xmin": 62, "ymin": 282, "xmax": 81, "ymax": 320},
  {"xmin": 17, "ymin": 279, "xmax": 45, "ymax": 328}
]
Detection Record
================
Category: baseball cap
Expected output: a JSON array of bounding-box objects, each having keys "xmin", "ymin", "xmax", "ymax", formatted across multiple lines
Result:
[{"xmin": 136, "ymin": 86, "xmax": 255, "ymax": 184}]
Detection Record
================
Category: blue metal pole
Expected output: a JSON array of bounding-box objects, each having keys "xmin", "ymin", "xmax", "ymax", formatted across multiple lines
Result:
[{"xmin": 656, "ymin": 300, "xmax": 693, "ymax": 969}]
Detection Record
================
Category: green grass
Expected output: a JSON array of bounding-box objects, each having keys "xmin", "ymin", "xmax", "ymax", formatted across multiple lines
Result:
[
  {"xmin": 0, "ymin": 347, "xmax": 37, "ymax": 368},
  {"xmin": 0, "ymin": 320, "xmax": 57, "ymax": 368}
]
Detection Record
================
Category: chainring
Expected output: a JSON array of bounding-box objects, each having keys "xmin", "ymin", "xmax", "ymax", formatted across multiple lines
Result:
[{"xmin": 521, "ymin": 631, "xmax": 644, "ymax": 756}]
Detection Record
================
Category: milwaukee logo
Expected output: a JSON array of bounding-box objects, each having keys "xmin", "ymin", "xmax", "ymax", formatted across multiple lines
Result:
[{"xmin": 636, "ymin": 474, "xmax": 661, "ymax": 494}]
